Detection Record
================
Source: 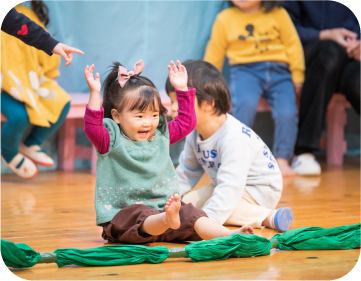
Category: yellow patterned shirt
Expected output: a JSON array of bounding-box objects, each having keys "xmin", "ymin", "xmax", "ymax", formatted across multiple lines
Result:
[
  {"xmin": 204, "ymin": 7, "xmax": 305, "ymax": 83},
  {"xmin": 1, "ymin": 4, "xmax": 70, "ymax": 127}
]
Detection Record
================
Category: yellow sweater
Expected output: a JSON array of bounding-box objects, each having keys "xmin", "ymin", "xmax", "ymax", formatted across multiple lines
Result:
[
  {"xmin": 204, "ymin": 7, "xmax": 305, "ymax": 83},
  {"xmin": 1, "ymin": 5, "xmax": 70, "ymax": 127}
]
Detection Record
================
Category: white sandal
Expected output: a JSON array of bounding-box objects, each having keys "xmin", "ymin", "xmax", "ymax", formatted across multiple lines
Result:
[
  {"xmin": 18, "ymin": 143, "xmax": 54, "ymax": 167},
  {"xmin": 1, "ymin": 154, "xmax": 38, "ymax": 180}
]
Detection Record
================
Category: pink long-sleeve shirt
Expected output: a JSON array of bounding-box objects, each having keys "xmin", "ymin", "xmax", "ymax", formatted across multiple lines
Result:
[{"xmin": 84, "ymin": 88, "xmax": 196, "ymax": 154}]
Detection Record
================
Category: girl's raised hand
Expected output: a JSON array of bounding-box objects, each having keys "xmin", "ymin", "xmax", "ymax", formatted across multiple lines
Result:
[
  {"xmin": 167, "ymin": 60, "xmax": 188, "ymax": 92},
  {"xmin": 84, "ymin": 64, "xmax": 101, "ymax": 94}
]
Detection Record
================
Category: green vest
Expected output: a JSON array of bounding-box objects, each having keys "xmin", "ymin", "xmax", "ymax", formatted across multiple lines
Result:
[{"xmin": 94, "ymin": 118, "xmax": 179, "ymax": 225}]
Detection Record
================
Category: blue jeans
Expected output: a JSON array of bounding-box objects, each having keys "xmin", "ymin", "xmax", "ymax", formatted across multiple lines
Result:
[
  {"xmin": 1, "ymin": 91, "xmax": 70, "ymax": 163},
  {"xmin": 230, "ymin": 62, "xmax": 298, "ymax": 160}
]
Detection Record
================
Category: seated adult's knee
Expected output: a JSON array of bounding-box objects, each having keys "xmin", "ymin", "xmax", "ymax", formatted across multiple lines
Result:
[
  {"xmin": 317, "ymin": 40, "xmax": 347, "ymax": 70},
  {"xmin": 340, "ymin": 61, "xmax": 360, "ymax": 113}
]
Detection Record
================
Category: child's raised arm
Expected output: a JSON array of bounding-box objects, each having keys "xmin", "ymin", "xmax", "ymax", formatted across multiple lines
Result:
[
  {"xmin": 83, "ymin": 64, "xmax": 110, "ymax": 154},
  {"xmin": 84, "ymin": 64, "xmax": 101, "ymax": 110},
  {"xmin": 167, "ymin": 60, "xmax": 188, "ymax": 92},
  {"xmin": 167, "ymin": 61, "xmax": 197, "ymax": 145}
]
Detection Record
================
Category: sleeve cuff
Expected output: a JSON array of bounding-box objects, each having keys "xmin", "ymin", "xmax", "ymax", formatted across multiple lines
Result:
[
  {"xmin": 175, "ymin": 87, "xmax": 196, "ymax": 96},
  {"xmin": 84, "ymin": 105, "xmax": 104, "ymax": 125},
  {"xmin": 39, "ymin": 35, "xmax": 59, "ymax": 56},
  {"xmin": 291, "ymin": 70, "xmax": 305, "ymax": 83}
]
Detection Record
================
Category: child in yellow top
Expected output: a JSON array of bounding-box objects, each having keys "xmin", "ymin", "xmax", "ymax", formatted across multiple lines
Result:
[
  {"xmin": 204, "ymin": 0, "xmax": 305, "ymax": 176},
  {"xmin": 1, "ymin": 3, "xmax": 76, "ymax": 179}
]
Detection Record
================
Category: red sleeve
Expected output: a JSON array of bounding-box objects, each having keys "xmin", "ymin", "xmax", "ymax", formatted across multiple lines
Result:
[
  {"xmin": 168, "ymin": 88, "xmax": 197, "ymax": 145},
  {"xmin": 83, "ymin": 105, "xmax": 110, "ymax": 154}
]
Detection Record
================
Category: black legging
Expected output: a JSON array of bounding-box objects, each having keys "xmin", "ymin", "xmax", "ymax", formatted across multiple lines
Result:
[{"xmin": 295, "ymin": 40, "xmax": 360, "ymax": 155}]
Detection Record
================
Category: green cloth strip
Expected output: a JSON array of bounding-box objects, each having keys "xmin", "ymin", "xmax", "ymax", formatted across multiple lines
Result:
[
  {"xmin": 54, "ymin": 245, "xmax": 169, "ymax": 267},
  {"xmin": 185, "ymin": 233, "xmax": 272, "ymax": 262},
  {"xmin": 272, "ymin": 223, "xmax": 361, "ymax": 250},
  {"xmin": 1, "ymin": 239, "xmax": 41, "ymax": 268}
]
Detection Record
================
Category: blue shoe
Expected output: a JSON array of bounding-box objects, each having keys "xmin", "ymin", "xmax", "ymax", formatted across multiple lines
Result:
[{"xmin": 274, "ymin": 207, "xmax": 293, "ymax": 232}]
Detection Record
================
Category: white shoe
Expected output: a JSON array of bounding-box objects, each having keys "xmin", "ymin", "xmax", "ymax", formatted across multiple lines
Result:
[
  {"xmin": 18, "ymin": 143, "xmax": 54, "ymax": 167},
  {"xmin": 1, "ymin": 154, "xmax": 38, "ymax": 180},
  {"xmin": 291, "ymin": 153, "xmax": 321, "ymax": 176}
]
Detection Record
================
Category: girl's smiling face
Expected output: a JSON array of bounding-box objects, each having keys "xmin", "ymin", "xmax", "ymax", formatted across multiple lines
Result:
[{"xmin": 112, "ymin": 94, "xmax": 160, "ymax": 141}]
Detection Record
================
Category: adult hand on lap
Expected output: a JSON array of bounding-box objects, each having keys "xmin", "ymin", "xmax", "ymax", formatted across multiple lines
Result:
[
  {"xmin": 319, "ymin": 28, "xmax": 358, "ymax": 48},
  {"xmin": 346, "ymin": 39, "xmax": 360, "ymax": 61}
]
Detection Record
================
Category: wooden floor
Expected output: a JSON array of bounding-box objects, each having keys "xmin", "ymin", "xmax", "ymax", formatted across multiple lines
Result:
[{"xmin": 1, "ymin": 156, "xmax": 360, "ymax": 280}]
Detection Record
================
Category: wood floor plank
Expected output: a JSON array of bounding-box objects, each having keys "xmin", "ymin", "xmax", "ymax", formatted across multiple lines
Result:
[{"xmin": 2, "ymin": 159, "xmax": 360, "ymax": 280}]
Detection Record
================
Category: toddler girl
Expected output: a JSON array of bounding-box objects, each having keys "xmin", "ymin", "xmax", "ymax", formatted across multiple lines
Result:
[
  {"xmin": 83, "ymin": 60, "xmax": 254, "ymax": 243},
  {"xmin": 204, "ymin": 0, "xmax": 305, "ymax": 176},
  {"xmin": 166, "ymin": 60, "xmax": 294, "ymax": 232}
]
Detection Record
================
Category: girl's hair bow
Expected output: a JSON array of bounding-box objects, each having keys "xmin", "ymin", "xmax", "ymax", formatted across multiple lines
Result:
[{"xmin": 118, "ymin": 59, "xmax": 145, "ymax": 88}]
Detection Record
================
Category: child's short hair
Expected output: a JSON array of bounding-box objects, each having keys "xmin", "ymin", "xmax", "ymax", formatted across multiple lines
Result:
[
  {"xmin": 228, "ymin": 1, "xmax": 283, "ymax": 13},
  {"xmin": 103, "ymin": 62, "xmax": 168, "ymax": 132},
  {"xmin": 165, "ymin": 60, "xmax": 230, "ymax": 116}
]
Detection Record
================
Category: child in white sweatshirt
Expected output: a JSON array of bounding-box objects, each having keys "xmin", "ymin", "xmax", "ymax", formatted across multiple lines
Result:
[{"xmin": 165, "ymin": 60, "xmax": 293, "ymax": 231}]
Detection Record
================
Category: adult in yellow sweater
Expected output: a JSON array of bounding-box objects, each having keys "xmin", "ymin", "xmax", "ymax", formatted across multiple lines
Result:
[
  {"xmin": 1, "ymin": 3, "xmax": 72, "ymax": 179},
  {"xmin": 204, "ymin": 0, "xmax": 305, "ymax": 177}
]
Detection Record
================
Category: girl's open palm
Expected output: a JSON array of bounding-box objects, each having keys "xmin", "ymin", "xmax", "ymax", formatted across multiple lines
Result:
[
  {"xmin": 168, "ymin": 60, "xmax": 188, "ymax": 91},
  {"xmin": 84, "ymin": 64, "xmax": 101, "ymax": 94}
]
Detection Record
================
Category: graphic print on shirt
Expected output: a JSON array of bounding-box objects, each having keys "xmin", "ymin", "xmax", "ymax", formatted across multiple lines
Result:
[
  {"xmin": 238, "ymin": 24, "xmax": 271, "ymax": 53},
  {"xmin": 196, "ymin": 144, "xmax": 221, "ymax": 170},
  {"xmin": 196, "ymin": 124, "xmax": 277, "ymax": 174}
]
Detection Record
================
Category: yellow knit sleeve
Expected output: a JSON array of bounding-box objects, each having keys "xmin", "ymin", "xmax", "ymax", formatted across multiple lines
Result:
[
  {"xmin": 277, "ymin": 8, "xmax": 305, "ymax": 83},
  {"xmin": 203, "ymin": 14, "xmax": 229, "ymax": 71}
]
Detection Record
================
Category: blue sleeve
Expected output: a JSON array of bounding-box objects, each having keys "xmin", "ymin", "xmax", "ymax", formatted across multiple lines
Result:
[
  {"xmin": 283, "ymin": 1, "xmax": 320, "ymax": 44},
  {"xmin": 349, "ymin": 9, "xmax": 361, "ymax": 40},
  {"xmin": 1, "ymin": 8, "xmax": 59, "ymax": 55}
]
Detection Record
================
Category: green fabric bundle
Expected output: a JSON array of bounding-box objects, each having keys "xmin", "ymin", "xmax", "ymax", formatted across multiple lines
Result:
[
  {"xmin": 1, "ymin": 240, "xmax": 41, "ymax": 268},
  {"xmin": 1, "ymin": 223, "xmax": 359, "ymax": 268},
  {"xmin": 54, "ymin": 245, "xmax": 169, "ymax": 267},
  {"xmin": 185, "ymin": 233, "xmax": 272, "ymax": 262},
  {"xmin": 272, "ymin": 223, "xmax": 360, "ymax": 251}
]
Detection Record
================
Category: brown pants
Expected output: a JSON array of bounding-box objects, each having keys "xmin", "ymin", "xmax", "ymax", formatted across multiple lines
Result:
[{"xmin": 101, "ymin": 201, "xmax": 207, "ymax": 244}]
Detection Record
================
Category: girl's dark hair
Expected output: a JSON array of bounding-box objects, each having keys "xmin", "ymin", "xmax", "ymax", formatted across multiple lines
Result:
[
  {"xmin": 228, "ymin": 1, "xmax": 283, "ymax": 13},
  {"xmin": 165, "ymin": 60, "xmax": 230, "ymax": 116},
  {"xmin": 103, "ymin": 62, "xmax": 168, "ymax": 133},
  {"xmin": 31, "ymin": 1, "xmax": 50, "ymax": 27}
]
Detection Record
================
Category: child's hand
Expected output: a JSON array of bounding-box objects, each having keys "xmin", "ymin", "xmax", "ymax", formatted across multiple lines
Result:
[
  {"xmin": 168, "ymin": 60, "xmax": 188, "ymax": 92},
  {"xmin": 240, "ymin": 225, "xmax": 254, "ymax": 234},
  {"xmin": 84, "ymin": 64, "xmax": 101, "ymax": 94},
  {"xmin": 52, "ymin": 43, "xmax": 84, "ymax": 67},
  {"xmin": 293, "ymin": 82, "xmax": 303, "ymax": 96}
]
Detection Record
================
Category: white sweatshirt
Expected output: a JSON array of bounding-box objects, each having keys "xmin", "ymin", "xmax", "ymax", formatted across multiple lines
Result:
[{"xmin": 176, "ymin": 114, "xmax": 283, "ymax": 225}]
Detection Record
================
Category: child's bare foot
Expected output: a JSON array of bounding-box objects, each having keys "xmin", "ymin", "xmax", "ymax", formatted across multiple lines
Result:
[
  {"xmin": 234, "ymin": 225, "xmax": 254, "ymax": 235},
  {"xmin": 222, "ymin": 225, "xmax": 254, "ymax": 237},
  {"xmin": 276, "ymin": 158, "xmax": 296, "ymax": 177},
  {"xmin": 164, "ymin": 193, "xmax": 181, "ymax": 229}
]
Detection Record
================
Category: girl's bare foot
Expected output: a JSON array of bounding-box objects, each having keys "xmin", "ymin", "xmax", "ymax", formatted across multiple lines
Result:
[
  {"xmin": 164, "ymin": 194, "xmax": 181, "ymax": 229},
  {"xmin": 276, "ymin": 158, "xmax": 296, "ymax": 177}
]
